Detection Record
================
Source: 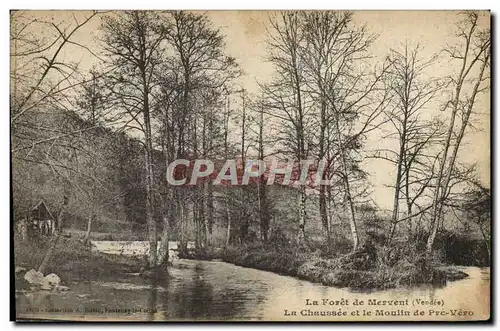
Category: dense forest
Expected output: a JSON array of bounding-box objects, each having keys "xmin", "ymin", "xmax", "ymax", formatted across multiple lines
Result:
[{"xmin": 11, "ymin": 10, "xmax": 490, "ymax": 288}]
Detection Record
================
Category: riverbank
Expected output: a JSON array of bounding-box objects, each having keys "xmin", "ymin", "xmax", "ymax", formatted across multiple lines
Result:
[
  {"xmin": 14, "ymin": 236, "xmax": 142, "ymax": 284},
  {"xmin": 15, "ymin": 255, "xmax": 489, "ymax": 322},
  {"xmin": 14, "ymin": 236, "xmax": 469, "ymax": 291},
  {"xmin": 182, "ymin": 242, "xmax": 469, "ymax": 290}
]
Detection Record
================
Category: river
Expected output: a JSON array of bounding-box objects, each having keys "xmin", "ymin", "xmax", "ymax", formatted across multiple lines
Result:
[{"xmin": 16, "ymin": 241, "xmax": 490, "ymax": 321}]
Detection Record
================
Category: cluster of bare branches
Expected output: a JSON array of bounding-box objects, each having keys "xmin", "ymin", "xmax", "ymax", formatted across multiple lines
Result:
[
  {"xmin": 259, "ymin": 10, "xmax": 489, "ymax": 253},
  {"xmin": 261, "ymin": 11, "xmax": 393, "ymax": 251}
]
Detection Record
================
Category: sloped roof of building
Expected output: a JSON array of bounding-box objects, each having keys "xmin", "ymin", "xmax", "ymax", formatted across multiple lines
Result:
[{"xmin": 29, "ymin": 199, "xmax": 55, "ymax": 220}]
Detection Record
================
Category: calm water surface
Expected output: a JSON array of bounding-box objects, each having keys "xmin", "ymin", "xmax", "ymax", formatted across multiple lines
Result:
[{"xmin": 16, "ymin": 241, "xmax": 490, "ymax": 321}]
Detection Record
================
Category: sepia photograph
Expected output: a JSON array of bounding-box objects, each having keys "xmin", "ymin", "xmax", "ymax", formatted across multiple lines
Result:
[{"xmin": 10, "ymin": 9, "xmax": 491, "ymax": 322}]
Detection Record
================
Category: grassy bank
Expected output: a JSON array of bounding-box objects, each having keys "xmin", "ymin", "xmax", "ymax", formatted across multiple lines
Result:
[
  {"xmin": 184, "ymin": 241, "xmax": 469, "ymax": 290},
  {"xmin": 14, "ymin": 236, "xmax": 142, "ymax": 283},
  {"xmin": 14, "ymin": 235, "xmax": 470, "ymax": 291}
]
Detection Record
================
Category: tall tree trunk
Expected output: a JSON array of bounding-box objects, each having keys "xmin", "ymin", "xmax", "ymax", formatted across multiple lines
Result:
[
  {"xmin": 238, "ymin": 91, "xmax": 248, "ymax": 244},
  {"xmin": 335, "ymin": 116, "xmax": 359, "ymax": 251},
  {"xmin": 326, "ymin": 151, "xmax": 335, "ymax": 236},
  {"xmin": 319, "ymin": 185, "xmax": 330, "ymax": 245},
  {"xmin": 201, "ymin": 112, "xmax": 208, "ymax": 252},
  {"xmin": 406, "ymin": 201, "xmax": 414, "ymax": 239},
  {"xmin": 157, "ymin": 216, "xmax": 170, "ymax": 267},
  {"xmin": 142, "ymin": 76, "xmax": 157, "ymax": 268},
  {"xmin": 297, "ymin": 186, "xmax": 307, "ymax": 246},
  {"xmin": 478, "ymin": 223, "xmax": 490, "ymax": 260},
  {"xmin": 206, "ymin": 183, "xmax": 214, "ymax": 246},
  {"xmin": 404, "ymin": 154, "xmax": 414, "ymax": 239},
  {"xmin": 318, "ymin": 97, "xmax": 330, "ymax": 246},
  {"xmin": 83, "ymin": 213, "xmax": 93, "ymax": 244},
  {"xmin": 326, "ymin": 181, "xmax": 333, "ymax": 232},
  {"xmin": 157, "ymin": 184, "xmax": 172, "ymax": 267},
  {"xmin": 258, "ymin": 179, "xmax": 269, "ymax": 242},
  {"xmin": 144, "ymin": 144, "xmax": 157, "ymax": 268},
  {"xmin": 202, "ymin": 182, "xmax": 209, "ymax": 250},
  {"xmin": 206, "ymin": 107, "xmax": 215, "ymax": 246},
  {"xmin": 158, "ymin": 111, "xmax": 173, "ymax": 267},
  {"xmin": 427, "ymin": 48, "xmax": 489, "ymax": 253},
  {"xmin": 343, "ymin": 168, "xmax": 359, "ymax": 252},
  {"xmin": 38, "ymin": 234, "xmax": 60, "ymax": 274},
  {"xmin": 291, "ymin": 26, "xmax": 307, "ymax": 248},
  {"xmin": 39, "ymin": 193, "xmax": 68, "ymax": 274},
  {"xmin": 178, "ymin": 196, "xmax": 187, "ymax": 257},
  {"xmin": 57, "ymin": 190, "xmax": 70, "ymax": 231},
  {"xmin": 257, "ymin": 99, "xmax": 270, "ymax": 242},
  {"xmin": 195, "ymin": 191, "xmax": 207, "ymax": 256},
  {"xmin": 388, "ymin": 140, "xmax": 405, "ymax": 243},
  {"xmin": 225, "ymin": 200, "xmax": 232, "ymax": 246},
  {"xmin": 223, "ymin": 94, "xmax": 232, "ymax": 247},
  {"xmin": 193, "ymin": 191, "xmax": 200, "ymax": 254}
]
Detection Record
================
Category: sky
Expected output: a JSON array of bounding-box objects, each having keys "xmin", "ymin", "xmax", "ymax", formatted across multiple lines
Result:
[{"xmin": 12, "ymin": 10, "xmax": 491, "ymax": 210}]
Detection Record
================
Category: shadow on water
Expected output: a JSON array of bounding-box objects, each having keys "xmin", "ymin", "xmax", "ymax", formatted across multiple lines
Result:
[
  {"xmin": 146, "ymin": 276, "xmax": 158, "ymax": 321},
  {"xmin": 152, "ymin": 261, "xmax": 256, "ymax": 320}
]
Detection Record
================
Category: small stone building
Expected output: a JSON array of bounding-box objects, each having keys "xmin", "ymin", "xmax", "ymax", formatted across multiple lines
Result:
[{"xmin": 19, "ymin": 200, "xmax": 57, "ymax": 239}]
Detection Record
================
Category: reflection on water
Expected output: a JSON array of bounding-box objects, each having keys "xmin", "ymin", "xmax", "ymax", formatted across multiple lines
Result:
[{"xmin": 16, "ymin": 241, "xmax": 490, "ymax": 321}]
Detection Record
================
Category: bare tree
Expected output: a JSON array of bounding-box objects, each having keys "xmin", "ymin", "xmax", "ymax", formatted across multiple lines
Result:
[
  {"xmin": 11, "ymin": 11, "xmax": 100, "ymax": 126},
  {"xmin": 248, "ymin": 95, "xmax": 272, "ymax": 241},
  {"xmin": 380, "ymin": 44, "xmax": 442, "ymax": 242},
  {"xmin": 299, "ymin": 11, "xmax": 391, "ymax": 251},
  {"xmin": 222, "ymin": 92, "xmax": 233, "ymax": 247},
  {"xmin": 263, "ymin": 12, "xmax": 311, "ymax": 248},
  {"xmin": 163, "ymin": 10, "xmax": 238, "ymax": 256},
  {"xmin": 427, "ymin": 11, "xmax": 490, "ymax": 252},
  {"xmin": 101, "ymin": 11, "xmax": 167, "ymax": 269}
]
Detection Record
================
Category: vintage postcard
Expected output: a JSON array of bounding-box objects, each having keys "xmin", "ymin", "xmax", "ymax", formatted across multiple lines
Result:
[{"xmin": 11, "ymin": 10, "xmax": 490, "ymax": 322}]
